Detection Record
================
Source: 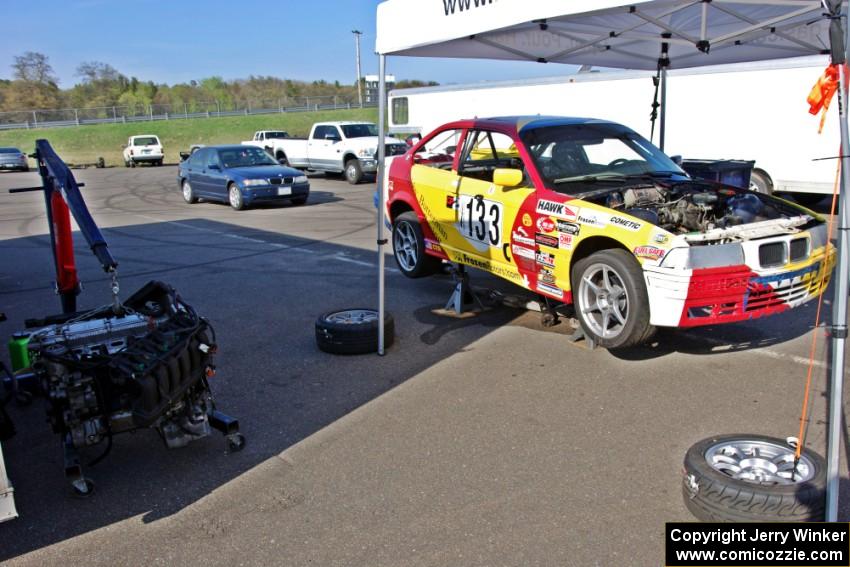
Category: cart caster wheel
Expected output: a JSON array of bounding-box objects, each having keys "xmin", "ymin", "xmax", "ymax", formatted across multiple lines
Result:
[
  {"xmin": 70, "ymin": 478, "xmax": 95, "ymax": 498},
  {"xmin": 541, "ymin": 312, "xmax": 558, "ymax": 328},
  {"xmin": 15, "ymin": 391, "xmax": 33, "ymax": 407},
  {"xmin": 226, "ymin": 433, "xmax": 245, "ymax": 453}
]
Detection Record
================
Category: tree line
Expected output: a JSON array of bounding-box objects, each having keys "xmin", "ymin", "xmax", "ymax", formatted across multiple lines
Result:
[{"xmin": 0, "ymin": 52, "xmax": 438, "ymax": 114}]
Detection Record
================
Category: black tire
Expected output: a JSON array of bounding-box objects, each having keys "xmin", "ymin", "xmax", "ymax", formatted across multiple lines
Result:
[
  {"xmin": 157, "ymin": 159, "xmax": 163, "ymax": 167},
  {"xmin": 392, "ymin": 211, "xmax": 442, "ymax": 278},
  {"xmin": 291, "ymin": 196, "xmax": 308, "ymax": 205},
  {"xmin": 344, "ymin": 159, "xmax": 363, "ymax": 184},
  {"xmin": 793, "ymin": 193, "xmax": 824, "ymax": 209},
  {"xmin": 124, "ymin": 159, "xmax": 130, "ymax": 168},
  {"xmin": 749, "ymin": 169, "xmax": 773, "ymax": 195},
  {"xmin": 570, "ymin": 249, "xmax": 654, "ymax": 349},
  {"xmin": 228, "ymin": 183, "xmax": 245, "ymax": 210},
  {"xmin": 276, "ymin": 152, "xmax": 289, "ymax": 166},
  {"xmin": 21, "ymin": 166, "xmax": 29, "ymax": 172},
  {"xmin": 683, "ymin": 434, "xmax": 825, "ymax": 522},
  {"xmin": 130, "ymin": 160, "xmax": 136, "ymax": 168},
  {"xmin": 182, "ymin": 180, "xmax": 197, "ymax": 204},
  {"xmin": 315, "ymin": 309, "xmax": 394, "ymax": 355}
]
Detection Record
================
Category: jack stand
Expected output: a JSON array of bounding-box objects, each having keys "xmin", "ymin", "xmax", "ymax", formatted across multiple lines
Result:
[
  {"xmin": 539, "ymin": 296, "xmax": 560, "ymax": 328},
  {"xmin": 436, "ymin": 264, "xmax": 486, "ymax": 317},
  {"xmin": 569, "ymin": 324, "xmax": 597, "ymax": 350}
]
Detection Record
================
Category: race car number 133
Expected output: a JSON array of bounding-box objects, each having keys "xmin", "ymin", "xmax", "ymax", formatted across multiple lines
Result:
[{"xmin": 458, "ymin": 195, "xmax": 503, "ymax": 247}]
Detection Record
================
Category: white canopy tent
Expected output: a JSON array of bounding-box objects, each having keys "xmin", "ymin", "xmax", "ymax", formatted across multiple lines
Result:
[{"xmin": 374, "ymin": 0, "xmax": 849, "ymax": 519}]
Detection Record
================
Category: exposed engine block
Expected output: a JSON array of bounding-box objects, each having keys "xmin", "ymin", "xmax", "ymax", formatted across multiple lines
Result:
[{"xmin": 23, "ymin": 281, "xmax": 242, "ymax": 494}]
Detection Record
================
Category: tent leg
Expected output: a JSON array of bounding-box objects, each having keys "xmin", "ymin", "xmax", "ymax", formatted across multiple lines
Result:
[
  {"xmin": 659, "ymin": 66, "xmax": 667, "ymax": 152},
  {"xmin": 826, "ymin": 16, "xmax": 850, "ymax": 523},
  {"xmin": 377, "ymin": 55, "xmax": 387, "ymax": 356}
]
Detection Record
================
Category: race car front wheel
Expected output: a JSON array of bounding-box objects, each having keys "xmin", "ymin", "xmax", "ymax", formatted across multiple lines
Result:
[
  {"xmin": 571, "ymin": 249, "xmax": 654, "ymax": 349},
  {"xmin": 392, "ymin": 212, "xmax": 442, "ymax": 278}
]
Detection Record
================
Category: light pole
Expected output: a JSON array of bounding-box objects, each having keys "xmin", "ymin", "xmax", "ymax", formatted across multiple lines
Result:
[{"xmin": 352, "ymin": 30, "xmax": 363, "ymax": 107}]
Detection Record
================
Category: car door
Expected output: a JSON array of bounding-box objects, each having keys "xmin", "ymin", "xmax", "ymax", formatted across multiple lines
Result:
[
  {"xmin": 307, "ymin": 125, "xmax": 341, "ymax": 170},
  {"xmin": 203, "ymin": 149, "xmax": 228, "ymax": 200},
  {"xmin": 185, "ymin": 148, "xmax": 210, "ymax": 195},
  {"xmin": 455, "ymin": 129, "xmax": 538, "ymax": 289},
  {"xmin": 408, "ymin": 127, "xmax": 466, "ymax": 249}
]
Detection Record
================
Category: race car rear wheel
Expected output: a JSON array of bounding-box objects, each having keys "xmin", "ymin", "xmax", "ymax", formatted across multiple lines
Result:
[
  {"xmin": 571, "ymin": 249, "xmax": 654, "ymax": 349},
  {"xmin": 392, "ymin": 212, "xmax": 442, "ymax": 278}
]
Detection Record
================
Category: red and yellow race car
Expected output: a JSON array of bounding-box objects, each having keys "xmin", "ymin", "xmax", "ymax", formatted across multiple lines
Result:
[{"xmin": 385, "ymin": 116, "xmax": 835, "ymax": 348}]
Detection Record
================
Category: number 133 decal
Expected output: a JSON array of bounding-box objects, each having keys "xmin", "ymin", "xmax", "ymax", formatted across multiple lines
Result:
[{"xmin": 458, "ymin": 195, "xmax": 503, "ymax": 246}]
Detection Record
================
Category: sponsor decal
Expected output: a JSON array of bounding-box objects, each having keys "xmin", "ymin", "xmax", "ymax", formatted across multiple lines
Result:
[
  {"xmin": 458, "ymin": 195, "xmax": 503, "ymax": 247},
  {"xmin": 522, "ymin": 213, "xmax": 533, "ymax": 227},
  {"xmin": 443, "ymin": 0, "xmax": 495, "ymax": 17},
  {"xmin": 559, "ymin": 233, "xmax": 574, "ymax": 250},
  {"xmin": 577, "ymin": 210, "xmax": 605, "ymax": 227},
  {"xmin": 446, "ymin": 195, "xmax": 456, "ymax": 209},
  {"xmin": 653, "ymin": 233, "xmax": 669, "ymax": 244},
  {"xmin": 425, "ymin": 241, "xmax": 443, "ymax": 253},
  {"xmin": 512, "ymin": 244, "xmax": 536, "ymax": 260},
  {"xmin": 536, "ymin": 199, "xmax": 577, "ymax": 220},
  {"xmin": 535, "ymin": 233, "xmax": 559, "ymax": 248},
  {"xmin": 455, "ymin": 252, "xmax": 524, "ymax": 283},
  {"xmin": 417, "ymin": 192, "xmax": 448, "ymax": 240},
  {"xmin": 512, "ymin": 231, "xmax": 535, "ymax": 247},
  {"xmin": 633, "ymin": 246, "xmax": 666, "ymax": 261},
  {"xmin": 556, "ymin": 220, "xmax": 580, "ymax": 235},
  {"xmin": 537, "ymin": 282, "xmax": 564, "ymax": 299},
  {"xmin": 536, "ymin": 216, "xmax": 555, "ymax": 233},
  {"xmin": 535, "ymin": 250, "xmax": 556, "ymax": 268},
  {"xmin": 538, "ymin": 268, "xmax": 556, "ymax": 285},
  {"xmin": 609, "ymin": 216, "xmax": 642, "ymax": 231}
]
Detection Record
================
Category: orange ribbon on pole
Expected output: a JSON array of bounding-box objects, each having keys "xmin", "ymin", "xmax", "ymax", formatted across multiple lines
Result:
[{"xmin": 807, "ymin": 65, "xmax": 840, "ymax": 133}]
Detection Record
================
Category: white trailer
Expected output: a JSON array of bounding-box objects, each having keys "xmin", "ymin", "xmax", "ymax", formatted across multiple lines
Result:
[
  {"xmin": 389, "ymin": 55, "xmax": 836, "ymax": 205},
  {"xmin": 0, "ymin": 441, "xmax": 16, "ymax": 523}
]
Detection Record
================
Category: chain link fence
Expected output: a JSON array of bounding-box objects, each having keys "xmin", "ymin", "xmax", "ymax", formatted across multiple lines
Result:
[{"xmin": 0, "ymin": 95, "xmax": 374, "ymax": 131}]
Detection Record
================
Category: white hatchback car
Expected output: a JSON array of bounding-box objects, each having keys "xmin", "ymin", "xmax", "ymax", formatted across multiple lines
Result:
[{"xmin": 123, "ymin": 135, "xmax": 164, "ymax": 167}]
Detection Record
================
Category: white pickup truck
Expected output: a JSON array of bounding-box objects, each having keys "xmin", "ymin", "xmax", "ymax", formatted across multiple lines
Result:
[
  {"xmin": 241, "ymin": 130, "xmax": 291, "ymax": 158},
  {"xmin": 245, "ymin": 122, "xmax": 407, "ymax": 184}
]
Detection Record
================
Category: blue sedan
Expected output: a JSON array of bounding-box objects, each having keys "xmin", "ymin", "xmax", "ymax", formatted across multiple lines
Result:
[{"xmin": 177, "ymin": 145, "xmax": 309, "ymax": 210}]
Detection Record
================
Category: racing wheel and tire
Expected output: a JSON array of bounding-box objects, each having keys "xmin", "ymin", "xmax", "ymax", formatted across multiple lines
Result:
[
  {"xmin": 392, "ymin": 212, "xmax": 442, "ymax": 278},
  {"xmin": 315, "ymin": 309, "xmax": 394, "ymax": 355},
  {"xmin": 571, "ymin": 249, "xmax": 654, "ymax": 349},
  {"xmin": 682, "ymin": 434, "xmax": 825, "ymax": 522}
]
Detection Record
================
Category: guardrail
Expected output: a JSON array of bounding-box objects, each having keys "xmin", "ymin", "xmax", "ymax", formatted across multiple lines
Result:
[{"xmin": 0, "ymin": 101, "xmax": 378, "ymax": 131}]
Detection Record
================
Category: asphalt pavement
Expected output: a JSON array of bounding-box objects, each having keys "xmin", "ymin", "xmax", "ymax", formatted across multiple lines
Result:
[{"xmin": 0, "ymin": 166, "xmax": 847, "ymax": 566}]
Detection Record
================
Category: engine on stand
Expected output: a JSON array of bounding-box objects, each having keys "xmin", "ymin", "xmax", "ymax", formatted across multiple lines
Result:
[{"xmin": 21, "ymin": 281, "xmax": 243, "ymax": 495}]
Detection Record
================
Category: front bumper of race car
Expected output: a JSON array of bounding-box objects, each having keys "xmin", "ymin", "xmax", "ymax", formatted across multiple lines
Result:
[{"xmin": 643, "ymin": 225, "xmax": 835, "ymax": 328}]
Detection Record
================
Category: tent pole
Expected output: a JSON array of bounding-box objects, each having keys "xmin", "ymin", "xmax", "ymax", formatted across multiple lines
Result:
[
  {"xmin": 659, "ymin": 66, "xmax": 667, "ymax": 152},
  {"xmin": 377, "ymin": 55, "xmax": 387, "ymax": 356},
  {"xmin": 826, "ymin": 8, "xmax": 850, "ymax": 522}
]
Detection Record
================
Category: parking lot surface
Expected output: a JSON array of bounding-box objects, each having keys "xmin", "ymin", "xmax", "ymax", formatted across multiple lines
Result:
[{"xmin": 0, "ymin": 166, "xmax": 848, "ymax": 566}]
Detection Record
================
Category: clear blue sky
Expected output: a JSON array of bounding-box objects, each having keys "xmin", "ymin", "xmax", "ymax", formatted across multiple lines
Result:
[{"xmin": 1, "ymin": 0, "xmax": 576, "ymax": 88}]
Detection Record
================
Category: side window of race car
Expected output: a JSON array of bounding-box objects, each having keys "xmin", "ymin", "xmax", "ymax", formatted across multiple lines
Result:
[
  {"xmin": 413, "ymin": 128, "xmax": 463, "ymax": 169},
  {"xmin": 459, "ymin": 130, "xmax": 525, "ymax": 184}
]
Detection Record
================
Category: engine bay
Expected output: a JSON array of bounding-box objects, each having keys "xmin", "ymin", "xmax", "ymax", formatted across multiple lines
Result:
[{"xmin": 582, "ymin": 181, "xmax": 814, "ymax": 240}]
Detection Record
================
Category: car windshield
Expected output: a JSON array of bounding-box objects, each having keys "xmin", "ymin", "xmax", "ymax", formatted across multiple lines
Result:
[
  {"xmin": 341, "ymin": 124, "xmax": 378, "ymax": 138},
  {"xmin": 0, "ymin": 148, "xmax": 21, "ymax": 154},
  {"xmin": 133, "ymin": 137, "xmax": 159, "ymax": 146},
  {"xmin": 520, "ymin": 123, "xmax": 687, "ymax": 193},
  {"xmin": 218, "ymin": 147, "xmax": 279, "ymax": 168},
  {"xmin": 264, "ymin": 131, "xmax": 289, "ymax": 139}
]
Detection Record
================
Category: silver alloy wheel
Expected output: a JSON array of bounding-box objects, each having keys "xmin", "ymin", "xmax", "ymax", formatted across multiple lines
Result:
[
  {"xmin": 577, "ymin": 262, "xmax": 629, "ymax": 339},
  {"xmin": 325, "ymin": 309, "xmax": 379, "ymax": 324},
  {"xmin": 182, "ymin": 181, "xmax": 193, "ymax": 202},
  {"xmin": 705, "ymin": 439, "xmax": 815, "ymax": 484},
  {"xmin": 229, "ymin": 185, "xmax": 241, "ymax": 208},
  {"xmin": 393, "ymin": 222, "xmax": 418, "ymax": 271}
]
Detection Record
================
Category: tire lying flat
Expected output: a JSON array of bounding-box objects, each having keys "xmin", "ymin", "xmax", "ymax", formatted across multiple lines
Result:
[
  {"xmin": 315, "ymin": 309, "xmax": 394, "ymax": 355},
  {"xmin": 682, "ymin": 434, "xmax": 825, "ymax": 522}
]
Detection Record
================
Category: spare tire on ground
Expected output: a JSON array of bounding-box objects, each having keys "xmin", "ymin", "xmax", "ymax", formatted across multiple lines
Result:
[
  {"xmin": 682, "ymin": 433, "xmax": 825, "ymax": 522},
  {"xmin": 315, "ymin": 309, "xmax": 394, "ymax": 355}
]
